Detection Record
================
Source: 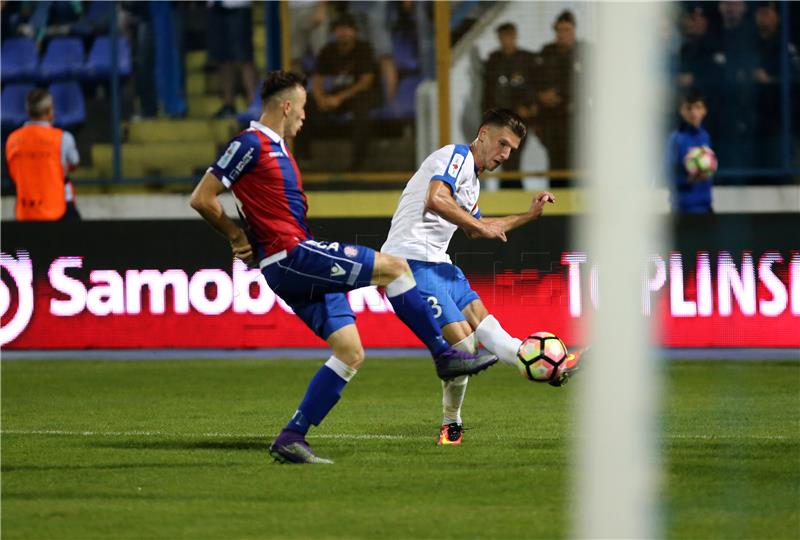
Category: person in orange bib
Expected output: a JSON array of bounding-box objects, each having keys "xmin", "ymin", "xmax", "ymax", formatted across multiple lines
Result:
[{"xmin": 5, "ymin": 88, "xmax": 81, "ymax": 221}]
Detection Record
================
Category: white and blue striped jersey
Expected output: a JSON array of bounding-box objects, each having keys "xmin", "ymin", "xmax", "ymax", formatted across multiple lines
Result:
[{"xmin": 381, "ymin": 144, "xmax": 481, "ymax": 263}]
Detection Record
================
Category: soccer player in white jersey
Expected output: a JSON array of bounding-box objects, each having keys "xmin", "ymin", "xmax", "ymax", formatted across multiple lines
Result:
[{"xmin": 381, "ymin": 108, "xmax": 585, "ymax": 445}]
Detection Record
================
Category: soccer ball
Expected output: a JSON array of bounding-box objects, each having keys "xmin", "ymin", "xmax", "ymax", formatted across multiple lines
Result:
[
  {"xmin": 516, "ymin": 331, "xmax": 569, "ymax": 383},
  {"xmin": 684, "ymin": 146, "xmax": 717, "ymax": 176}
]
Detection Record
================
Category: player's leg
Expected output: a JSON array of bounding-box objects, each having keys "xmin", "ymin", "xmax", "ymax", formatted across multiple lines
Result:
[
  {"xmin": 269, "ymin": 294, "xmax": 362, "ymax": 465},
  {"xmin": 371, "ymin": 252, "xmax": 496, "ymax": 378},
  {"xmin": 463, "ymin": 299, "xmax": 521, "ymax": 367},
  {"xmin": 438, "ymin": 320, "xmax": 474, "ymax": 445},
  {"xmin": 464, "ymin": 299, "xmax": 588, "ymax": 385}
]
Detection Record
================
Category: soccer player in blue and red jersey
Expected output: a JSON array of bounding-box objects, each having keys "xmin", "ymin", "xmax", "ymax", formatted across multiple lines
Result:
[{"xmin": 190, "ymin": 71, "xmax": 496, "ymax": 464}]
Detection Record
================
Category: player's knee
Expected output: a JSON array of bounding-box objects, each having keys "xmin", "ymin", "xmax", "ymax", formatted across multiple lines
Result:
[
  {"xmin": 384, "ymin": 254, "xmax": 410, "ymax": 279},
  {"xmin": 335, "ymin": 346, "xmax": 365, "ymax": 370}
]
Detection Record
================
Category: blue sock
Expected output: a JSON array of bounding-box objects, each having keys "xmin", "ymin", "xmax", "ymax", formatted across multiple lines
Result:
[
  {"xmin": 387, "ymin": 287, "xmax": 449, "ymax": 356},
  {"xmin": 285, "ymin": 365, "xmax": 348, "ymax": 435}
]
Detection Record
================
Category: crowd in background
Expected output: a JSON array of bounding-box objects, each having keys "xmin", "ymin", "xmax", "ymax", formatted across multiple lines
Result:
[{"xmin": 1, "ymin": 0, "xmax": 798, "ymax": 188}]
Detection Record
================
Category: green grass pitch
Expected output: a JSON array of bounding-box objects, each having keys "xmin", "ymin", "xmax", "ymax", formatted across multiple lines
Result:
[{"xmin": 2, "ymin": 358, "xmax": 798, "ymax": 539}]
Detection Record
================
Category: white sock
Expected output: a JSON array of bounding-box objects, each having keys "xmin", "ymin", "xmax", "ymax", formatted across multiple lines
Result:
[
  {"xmin": 441, "ymin": 333, "xmax": 475, "ymax": 425},
  {"xmin": 475, "ymin": 315, "xmax": 522, "ymax": 367},
  {"xmin": 384, "ymin": 272, "xmax": 416, "ymax": 297},
  {"xmin": 324, "ymin": 355, "xmax": 358, "ymax": 381}
]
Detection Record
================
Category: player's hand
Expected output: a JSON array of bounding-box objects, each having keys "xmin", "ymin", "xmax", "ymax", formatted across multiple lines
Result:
[
  {"xmin": 480, "ymin": 221, "xmax": 507, "ymax": 243},
  {"xmin": 229, "ymin": 229, "xmax": 253, "ymax": 264},
  {"xmin": 530, "ymin": 191, "xmax": 555, "ymax": 218},
  {"xmin": 688, "ymin": 171, "xmax": 711, "ymax": 183}
]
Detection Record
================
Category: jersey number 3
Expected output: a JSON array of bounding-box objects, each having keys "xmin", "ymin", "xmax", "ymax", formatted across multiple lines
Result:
[{"xmin": 427, "ymin": 296, "xmax": 442, "ymax": 319}]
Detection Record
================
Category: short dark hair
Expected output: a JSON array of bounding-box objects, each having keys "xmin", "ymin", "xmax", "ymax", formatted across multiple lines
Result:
[
  {"xmin": 680, "ymin": 89, "xmax": 706, "ymax": 107},
  {"xmin": 26, "ymin": 88, "xmax": 52, "ymax": 118},
  {"xmin": 260, "ymin": 70, "xmax": 306, "ymax": 104},
  {"xmin": 554, "ymin": 10, "xmax": 576, "ymax": 27},
  {"xmin": 331, "ymin": 13, "xmax": 357, "ymax": 31},
  {"xmin": 480, "ymin": 108, "xmax": 527, "ymax": 140},
  {"xmin": 496, "ymin": 22, "xmax": 516, "ymax": 34}
]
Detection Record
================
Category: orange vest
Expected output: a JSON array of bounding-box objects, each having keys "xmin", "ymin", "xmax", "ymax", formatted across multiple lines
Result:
[{"xmin": 6, "ymin": 124, "xmax": 66, "ymax": 221}]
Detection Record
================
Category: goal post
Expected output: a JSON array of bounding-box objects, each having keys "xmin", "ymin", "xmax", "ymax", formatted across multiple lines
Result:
[{"xmin": 573, "ymin": 2, "xmax": 671, "ymax": 538}]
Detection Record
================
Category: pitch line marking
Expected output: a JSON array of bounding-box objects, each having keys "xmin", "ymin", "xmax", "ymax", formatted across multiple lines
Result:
[{"xmin": 0, "ymin": 429, "xmax": 789, "ymax": 441}]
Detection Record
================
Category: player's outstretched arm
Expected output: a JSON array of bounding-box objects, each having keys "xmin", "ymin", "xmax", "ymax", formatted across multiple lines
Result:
[
  {"xmin": 480, "ymin": 191, "xmax": 555, "ymax": 234},
  {"xmin": 190, "ymin": 171, "xmax": 253, "ymax": 263},
  {"xmin": 425, "ymin": 180, "xmax": 507, "ymax": 242}
]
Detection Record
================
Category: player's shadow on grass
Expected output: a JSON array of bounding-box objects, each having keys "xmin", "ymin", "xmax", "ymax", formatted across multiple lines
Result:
[{"xmin": 88, "ymin": 437, "xmax": 267, "ymax": 452}]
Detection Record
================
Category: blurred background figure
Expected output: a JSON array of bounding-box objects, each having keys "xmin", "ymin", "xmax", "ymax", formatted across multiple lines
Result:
[
  {"xmin": 666, "ymin": 90, "xmax": 715, "ymax": 214},
  {"xmin": 5, "ymin": 88, "xmax": 81, "ymax": 221},
  {"xmin": 534, "ymin": 10, "xmax": 589, "ymax": 187},
  {"xmin": 706, "ymin": 0, "xmax": 759, "ymax": 175},
  {"xmin": 206, "ymin": 0, "xmax": 257, "ymax": 118},
  {"xmin": 297, "ymin": 13, "xmax": 379, "ymax": 171},
  {"xmin": 482, "ymin": 22, "xmax": 538, "ymax": 188},
  {"xmin": 676, "ymin": 4, "xmax": 719, "ymax": 96},
  {"xmin": 753, "ymin": 1, "xmax": 799, "ymax": 174}
]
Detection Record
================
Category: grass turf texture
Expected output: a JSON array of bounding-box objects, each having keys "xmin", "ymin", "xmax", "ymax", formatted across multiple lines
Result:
[{"xmin": 2, "ymin": 358, "xmax": 798, "ymax": 539}]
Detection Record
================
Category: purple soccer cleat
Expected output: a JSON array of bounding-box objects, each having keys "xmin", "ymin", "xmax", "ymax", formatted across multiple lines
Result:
[
  {"xmin": 269, "ymin": 430, "xmax": 333, "ymax": 465},
  {"xmin": 434, "ymin": 346, "xmax": 497, "ymax": 381}
]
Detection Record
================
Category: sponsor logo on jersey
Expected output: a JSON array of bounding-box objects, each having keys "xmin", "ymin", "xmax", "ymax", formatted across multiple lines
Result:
[
  {"xmin": 217, "ymin": 141, "xmax": 241, "ymax": 168},
  {"xmin": 269, "ymin": 151, "xmax": 285, "ymax": 158},
  {"xmin": 229, "ymin": 147, "xmax": 255, "ymax": 181},
  {"xmin": 330, "ymin": 263, "xmax": 346, "ymax": 277}
]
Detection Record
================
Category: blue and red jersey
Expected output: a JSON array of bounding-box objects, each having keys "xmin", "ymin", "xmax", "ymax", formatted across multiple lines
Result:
[{"xmin": 208, "ymin": 121, "xmax": 312, "ymax": 259}]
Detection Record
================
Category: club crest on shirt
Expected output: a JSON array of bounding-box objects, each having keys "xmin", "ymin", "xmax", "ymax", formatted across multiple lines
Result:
[{"xmin": 449, "ymin": 153, "xmax": 464, "ymax": 177}]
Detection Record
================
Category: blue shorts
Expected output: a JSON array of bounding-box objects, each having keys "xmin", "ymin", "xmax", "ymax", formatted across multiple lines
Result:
[
  {"xmin": 408, "ymin": 260, "xmax": 480, "ymax": 328},
  {"xmin": 261, "ymin": 239, "xmax": 375, "ymax": 340}
]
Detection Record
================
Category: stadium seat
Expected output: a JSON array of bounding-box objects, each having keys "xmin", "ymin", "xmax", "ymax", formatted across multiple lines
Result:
[
  {"xmin": 81, "ymin": 35, "xmax": 132, "ymax": 80},
  {"xmin": 391, "ymin": 34, "xmax": 420, "ymax": 73},
  {"xmin": 39, "ymin": 37, "xmax": 86, "ymax": 81},
  {"xmin": 1, "ymin": 37, "xmax": 39, "ymax": 82},
  {"xmin": 1, "ymin": 83, "xmax": 34, "ymax": 131},
  {"xmin": 236, "ymin": 80, "xmax": 264, "ymax": 125},
  {"xmin": 49, "ymin": 81, "xmax": 86, "ymax": 128},
  {"xmin": 371, "ymin": 75, "xmax": 421, "ymax": 120}
]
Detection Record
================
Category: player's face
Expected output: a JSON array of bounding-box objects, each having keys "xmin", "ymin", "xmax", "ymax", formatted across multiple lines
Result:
[
  {"xmin": 286, "ymin": 86, "xmax": 307, "ymax": 137},
  {"xmin": 479, "ymin": 125, "xmax": 521, "ymax": 171}
]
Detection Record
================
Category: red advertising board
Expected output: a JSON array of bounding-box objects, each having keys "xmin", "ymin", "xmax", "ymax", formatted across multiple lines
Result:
[{"xmin": 2, "ymin": 250, "xmax": 798, "ymax": 349}]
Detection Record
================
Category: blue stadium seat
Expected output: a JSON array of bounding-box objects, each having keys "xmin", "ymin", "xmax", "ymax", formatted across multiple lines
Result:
[
  {"xmin": 371, "ymin": 75, "xmax": 421, "ymax": 120},
  {"xmin": 1, "ymin": 83, "xmax": 34, "ymax": 130},
  {"xmin": 391, "ymin": 34, "xmax": 420, "ymax": 73},
  {"xmin": 81, "ymin": 35, "xmax": 132, "ymax": 80},
  {"xmin": 1, "ymin": 37, "xmax": 39, "ymax": 82},
  {"xmin": 237, "ymin": 80, "xmax": 264, "ymax": 124},
  {"xmin": 39, "ymin": 37, "xmax": 86, "ymax": 81},
  {"xmin": 49, "ymin": 81, "xmax": 86, "ymax": 128}
]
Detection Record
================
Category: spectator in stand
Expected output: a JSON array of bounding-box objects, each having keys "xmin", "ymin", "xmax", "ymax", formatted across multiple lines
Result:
[
  {"xmin": 482, "ymin": 22, "xmax": 538, "ymax": 188},
  {"xmin": 207, "ymin": 1, "xmax": 258, "ymax": 118},
  {"xmin": 288, "ymin": 0, "xmax": 331, "ymax": 76},
  {"xmin": 5, "ymin": 89, "xmax": 81, "ymax": 221},
  {"xmin": 346, "ymin": 2, "xmax": 398, "ymax": 103},
  {"xmin": 12, "ymin": 1, "xmax": 82, "ymax": 48},
  {"xmin": 753, "ymin": 1, "xmax": 800, "ymax": 172},
  {"xmin": 706, "ymin": 0, "xmax": 759, "ymax": 174},
  {"xmin": 534, "ymin": 10, "xmax": 589, "ymax": 187},
  {"xmin": 666, "ymin": 90, "xmax": 715, "ymax": 214},
  {"xmin": 297, "ymin": 13, "xmax": 379, "ymax": 171},
  {"xmin": 676, "ymin": 4, "xmax": 721, "ymax": 97}
]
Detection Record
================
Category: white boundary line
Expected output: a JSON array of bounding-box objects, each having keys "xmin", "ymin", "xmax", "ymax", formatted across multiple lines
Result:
[{"xmin": 0, "ymin": 429, "xmax": 789, "ymax": 441}]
